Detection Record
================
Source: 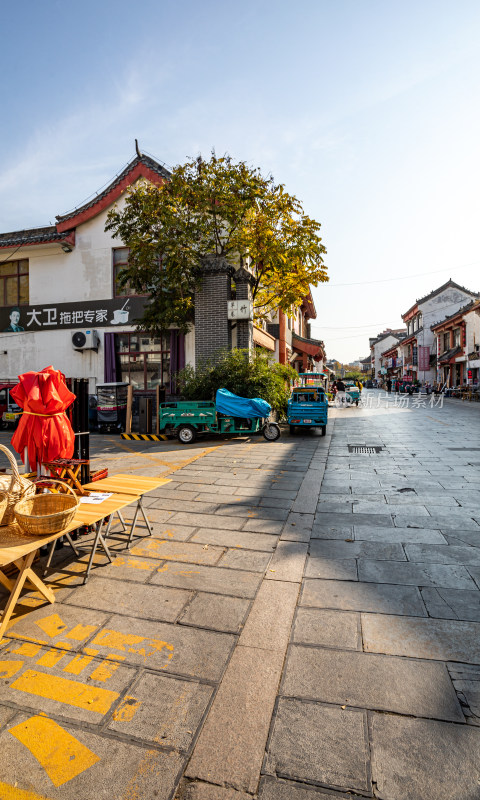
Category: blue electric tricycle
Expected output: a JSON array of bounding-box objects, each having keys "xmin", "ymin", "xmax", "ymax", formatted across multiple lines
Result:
[{"xmin": 287, "ymin": 373, "xmax": 328, "ymax": 436}]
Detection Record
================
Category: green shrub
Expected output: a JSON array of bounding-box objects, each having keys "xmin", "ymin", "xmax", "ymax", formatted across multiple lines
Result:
[{"xmin": 176, "ymin": 349, "xmax": 297, "ymax": 419}]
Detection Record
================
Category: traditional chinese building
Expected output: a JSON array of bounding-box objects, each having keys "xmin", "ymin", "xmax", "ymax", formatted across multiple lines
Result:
[
  {"xmin": 430, "ymin": 298, "xmax": 480, "ymax": 387},
  {"xmin": 0, "ymin": 152, "xmax": 325, "ymax": 399},
  {"xmin": 400, "ymin": 279, "xmax": 478, "ymax": 385}
]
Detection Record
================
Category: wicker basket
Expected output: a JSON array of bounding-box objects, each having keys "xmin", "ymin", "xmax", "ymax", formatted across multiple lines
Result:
[
  {"xmin": 0, "ymin": 491, "xmax": 8, "ymax": 525},
  {"xmin": 0, "ymin": 444, "xmax": 36, "ymax": 525},
  {"xmin": 14, "ymin": 479, "xmax": 79, "ymax": 537}
]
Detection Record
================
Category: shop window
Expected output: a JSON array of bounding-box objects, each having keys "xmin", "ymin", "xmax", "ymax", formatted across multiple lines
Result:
[
  {"xmin": 113, "ymin": 248, "xmax": 149, "ymax": 298},
  {"xmin": 443, "ymin": 332, "xmax": 450, "ymax": 352},
  {"xmin": 0, "ymin": 259, "xmax": 29, "ymax": 307},
  {"xmin": 116, "ymin": 332, "xmax": 170, "ymax": 390}
]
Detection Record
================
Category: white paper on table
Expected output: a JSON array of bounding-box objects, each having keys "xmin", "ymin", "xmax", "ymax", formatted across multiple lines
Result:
[{"xmin": 79, "ymin": 492, "xmax": 113, "ymax": 504}]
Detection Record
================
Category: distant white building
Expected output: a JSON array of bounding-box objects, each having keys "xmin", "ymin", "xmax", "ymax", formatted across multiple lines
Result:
[
  {"xmin": 370, "ymin": 329, "xmax": 406, "ymax": 381},
  {"xmin": 400, "ymin": 279, "xmax": 479, "ymax": 385}
]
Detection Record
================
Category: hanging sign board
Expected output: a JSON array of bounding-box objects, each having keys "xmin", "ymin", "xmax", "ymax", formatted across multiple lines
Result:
[{"xmin": 227, "ymin": 300, "xmax": 253, "ymax": 320}]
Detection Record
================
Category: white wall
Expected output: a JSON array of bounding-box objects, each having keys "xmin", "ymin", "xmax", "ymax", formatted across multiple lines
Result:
[
  {"xmin": 417, "ymin": 287, "xmax": 476, "ymax": 383},
  {"xmin": 373, "ymin": 335, "xmax": 401, "ymax": 379}
]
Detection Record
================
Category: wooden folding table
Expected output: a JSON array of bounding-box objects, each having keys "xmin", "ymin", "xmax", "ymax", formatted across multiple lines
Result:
[
  {"xmin": 43, "ymin": 492, "xmax": 142, "ymax": 584},
  {"xmin": 0, "ymin": 520, "xmax": 80, "ymax": 638},
  {"xmin": 81, "ymin": 474, "xmax": 171, "ymax": 547}
]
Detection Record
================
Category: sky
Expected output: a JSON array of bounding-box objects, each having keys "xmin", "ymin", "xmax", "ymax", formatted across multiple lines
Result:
[{"xmin": 1, "ymin": 0, "xmax": 480, "ymax": 362}]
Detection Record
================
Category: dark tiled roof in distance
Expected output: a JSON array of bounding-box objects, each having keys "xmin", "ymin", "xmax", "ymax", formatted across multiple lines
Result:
[
  {"xmin": 0, "ymin": 226, "xmax": 74, "ymax": 247},
  {"xmin": 403, "ymin": 279, "xmax": 479, "ymax": 318},
  {"xmin": 430, "ymin": 299, "xmax": 477, "ymax": 330},
  {"xmin": 438, "ymin": 346, "xmax": 462, "ymax": 363},
  {"xmin": 292, "ymin": 333, "xmax": 324, "ymax": 347}
]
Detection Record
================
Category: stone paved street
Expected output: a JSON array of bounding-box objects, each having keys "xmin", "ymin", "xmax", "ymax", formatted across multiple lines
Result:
[{"xmin": 0, "ymin": 391, "xmax": 479, "ymax": 799}]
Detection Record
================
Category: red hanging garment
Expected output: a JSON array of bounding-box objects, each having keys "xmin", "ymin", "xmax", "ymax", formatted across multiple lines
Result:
[{"xmin": 11, "ymin": 366, "xmax": 76, "ymax": 470}]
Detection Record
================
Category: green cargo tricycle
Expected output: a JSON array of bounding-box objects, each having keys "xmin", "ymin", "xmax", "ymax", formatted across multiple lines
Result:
[{"xmin": 159, "ymin": 388, "xmax": 281, "ymax": 444}]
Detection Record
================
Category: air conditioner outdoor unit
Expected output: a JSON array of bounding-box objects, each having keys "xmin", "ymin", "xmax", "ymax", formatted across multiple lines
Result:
[{"xmin": 72, "ymin": 330, "xmax": 100, "ymax": 351}]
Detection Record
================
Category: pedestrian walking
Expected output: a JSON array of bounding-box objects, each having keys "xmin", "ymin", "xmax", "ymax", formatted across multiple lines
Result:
[
  {"xmin": 336, "ymin": 378, "xmax": 346, "ymax": 405},
  {"xmin": 386, "ymin": 378, "xmax": 392, "ymax": 393}
]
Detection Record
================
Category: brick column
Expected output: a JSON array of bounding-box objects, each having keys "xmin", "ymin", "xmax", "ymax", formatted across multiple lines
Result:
[{"xmin": 194, "ymin": 256, "xmax": 234, "ymax": 365}]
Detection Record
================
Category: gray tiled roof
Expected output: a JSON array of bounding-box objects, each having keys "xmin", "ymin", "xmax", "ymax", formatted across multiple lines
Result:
[{"xmin": 0, "ymin": 226, "xmax": 73, "ymax": 247}]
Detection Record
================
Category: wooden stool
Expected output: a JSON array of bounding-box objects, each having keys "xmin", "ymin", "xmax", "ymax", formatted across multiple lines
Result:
[{"xmin": 43, "ymin": 458, "xmax": 90, "ymax": 496}]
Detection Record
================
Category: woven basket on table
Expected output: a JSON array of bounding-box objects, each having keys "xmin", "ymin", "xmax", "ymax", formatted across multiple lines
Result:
[
  {"xmin": 0, "ymin": 491, "xmax": 8, "ymax": 525},
  {"xmin": 0, "ymin": 443, "xmax": 35, "ymax": 525},
  {"xmin": 14, "ymin": 479, "xmax": 79, "ymax": 537}
]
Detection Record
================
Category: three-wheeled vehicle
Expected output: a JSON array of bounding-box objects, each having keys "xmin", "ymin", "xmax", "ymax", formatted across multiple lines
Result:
[
  {"xmin": 0, "ymin": 383, "xmax": 22, "ymax": 430},
  {"xmin": 287, "ymin": 373, "xmax": 328, "ymax": 436},
  {"xmin": 344, "ymin": 381, "xmax": 361, "ymax": 406},
  {"xmin": 96, "ymin": 382, "xmax": 129, "ymax": 433},
  {"xmin": 159, "ymin": 388, "xmax": 281, "ymax": 444}
]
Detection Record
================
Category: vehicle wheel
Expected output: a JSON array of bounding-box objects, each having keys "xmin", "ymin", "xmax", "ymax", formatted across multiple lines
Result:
[
  {"xmin": 355, "ymin": 400, "xmax": 359, "ymax": 406},
  {"xmin": 321, "ymin": 425, "xmax": 327, "ymax": 436},
  {"xmin": 177, "ymin": 425, "xmax": 197, "ymax": 444},
  {"xmin": 289, "ymin": 424, "xmax": 296, "ymax": 435},
  {"xmin": 263, "ymin": 422, "xmax": 281, "ymax": 441}
]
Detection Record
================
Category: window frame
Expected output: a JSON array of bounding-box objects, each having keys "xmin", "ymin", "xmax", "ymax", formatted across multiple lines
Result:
[
  {"xmin": 0, "ymin": 259, "xmax": 29, "ymax": 307},
  {"xmin": 112, "ymin": 247, "xmax": 149, "ymax": 299},
  {"xmin": 116, "ymin": 332, "xmax": 170, "ymax": 391}
]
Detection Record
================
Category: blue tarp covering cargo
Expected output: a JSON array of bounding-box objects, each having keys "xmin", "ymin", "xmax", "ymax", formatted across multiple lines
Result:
[{"xmin": 215, "ymin": 389, "xmax": 271, "ymax": 419}]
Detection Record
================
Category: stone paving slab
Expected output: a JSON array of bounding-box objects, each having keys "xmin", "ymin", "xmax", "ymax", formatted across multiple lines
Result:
[
  {"xmin": 152, "ymin": 524, "xmax": 199, "ymax": 541},
  {"xmin": 0, "ymin": 711, "xmax": 185, "ymax": 799},
  {"xmin": 179, "ymin": 593, "xmax": 250, "ymax": 633},
  {"xmin": 258, "ymin": 776, "xmax": 367, "ymax": 799},
  {"xmin": 309, "ymin": 539, "xmax": 407, "ymax": 561},
  {"xmin": 310, "ymin": 523, "xmax": 354, "ymax": 540},
  {"xmin": 281, "ymin": 645, "xmax": 463, "ymax": 721},
  {"xmin": 150, "ymin": 561, "xmax": 262, "ymax": 597},
  {"xmin": 180, "ymin": 782, "xmax": 253, "ymax": 800},
  {"xmin": 421, "ymin": 587, "xmax": 480, "ymax": 621},
  {"xmin": 445, "ymin": 530, "xmax": 480, "ymax": 547},
  {"xmin": 150, "ymin": 499, "xmax": 219, "ymax": 515},
  {"xmin": 217, "ymin": 549, "xmax": 272, "ymax": 572},
  {"xmin": 130, "ymin": 539, "xmax": 225, "ymax": 565},
  {"xmin": 4, "ymin": 604, "xmax": 110, "ymax": 650},
  {"xmin": 191, "ymin": 528, "xmax": 278, "ymax": 552},
  {"xmin": 454, "ymin": 680, "xmax": 480, "ymax": 719},
  {"xmin": 169, "ymin": 512, "xmax": 246, "ymax": 530},
  {"xmin": 292, "ymin": 608, "xmax": 361, "ymax": 650},
  {"xmin": 0, "ymin": 643, "xmax": 137, "ymax": 724},
  {"xmin": 263, "ymin": 698, "xmax": 371, "ymax": 793},
  {"xmin": 242, "ymin": 518, "xmax": 285, "ymax": 534},
  {"xmin": 315, "ymin": 511, "xmax": 392, "ymax": 529},
  {"xmin": 186, "ymin": 645, "xmax": 285, "ymax": 793},
  {"xmin": 239, "ymin": 581, "xmax": 299, "ymax": 651},
  {"xmin": 371, "ymin": 713, "xmax": 480, "ymax": 800},
  {"xmin": 301, "ymin": 579, "xmax": 426, "ymax": 616},
  {"xmin": 305, "ymin": 557, "xmax": 357, "ymax": 581},
  {"xmin": 357, "ymin": 559, "xmax": 478, "ymax": 589},
  {"xmin": 405, "ymin": 543, "xmax": 480, "ymax": 565},
  {"xmin": 107, "ymin": 671, "xmax": 213, "ymax": 748},
  {"xmin": 65, "ymin": 576, "xmax": 192, "ymax": 621},
  {"xmin": 394, "ymin": 513, "xmax": 480, "ymax": 530},
  {"xmin": 216, "ymin": 505, "xmax": 289, "ymax": 521},
  {"xmin": 265, "ymin": 541, "xmax": 308, "ymax": 582},
  {"xmin": 362, "ymin": 612, "xmax": 480, "ymax": 662},
  {"xmin": 83, "ymin": 615, "xmax": 235, "ymax": 680},
  {"xmin": 353, "ymin": 524, "xmax": 446, "ymax": 544}
]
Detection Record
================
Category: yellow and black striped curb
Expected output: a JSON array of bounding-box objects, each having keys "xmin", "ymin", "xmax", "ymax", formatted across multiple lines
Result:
[{"xmin": 121, "ymin": 433, "xmax": 169, "ymax": 441}]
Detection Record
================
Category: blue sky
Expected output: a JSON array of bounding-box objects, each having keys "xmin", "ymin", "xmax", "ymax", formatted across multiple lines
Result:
[{"xmin": 1, "ymin": 0, "xmax": 480, "ymax": 361}]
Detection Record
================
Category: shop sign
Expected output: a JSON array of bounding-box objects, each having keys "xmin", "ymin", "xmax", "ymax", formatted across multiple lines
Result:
[
  {"xmin": 418, "ymin": 345, "xmax": 430, "ymax": 371},
  {"xmin": 0, "ymin": 297, "xmax": 148, "ymax": 333},
  {"xmin": 396, "ymin": 356, "xmax": 403, "ymax": 366}
]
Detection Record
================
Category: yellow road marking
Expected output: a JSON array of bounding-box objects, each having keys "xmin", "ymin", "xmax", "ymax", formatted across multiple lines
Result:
[
  {"xmin": 9, "ymin": 715, "xmax": 100, "ymax": 787},
  {"xmin": 113, "ymin": 556, "xmax": 155, "ymax": 571},
  {"xmin": 90, "ymin": 658, "xmax": 121, "ymax": 682},
  {"xmin": 35, "ymin": 614, "xmax": 67, "ymax": 638},
  {"xmin": 0, "ymin": 780, "xmax": 53, "ymax": 800},
  {"xmin": 63, "ymin": 654, "xmax": 94, "ymax": 676},
  {"xmin": 112, "ymin": 695, "xmax": 141, "ymax": 721},
  {"xmin": 425, "ymin": 415, "xmax": 450, "ymax": 426},
  {"xmin": 36, "ymin": 649, "xmax": 65, "ymax": 668},
  {"xmin": 8, "ymin": 642, "xmax": 42, "ymax": 658},
  {"xmin": 11, "ymin": 669, "xmax": 119, "ymax": 714},
  {"xmin": 65, "ymin": 624, "xmax": 99, "ymax": 641},
  {"xmin": 91, "ymin": 629, "xmax": 174, "ymax": 663},
  {"xmin": 0, "ymin": 660, "xmax": 24, "ymax": 679}
]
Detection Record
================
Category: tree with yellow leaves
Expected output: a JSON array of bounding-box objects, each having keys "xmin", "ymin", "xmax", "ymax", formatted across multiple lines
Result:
[{"xmin": 106, "ymin": 152, "xmax": 328, "ymax": 335}]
